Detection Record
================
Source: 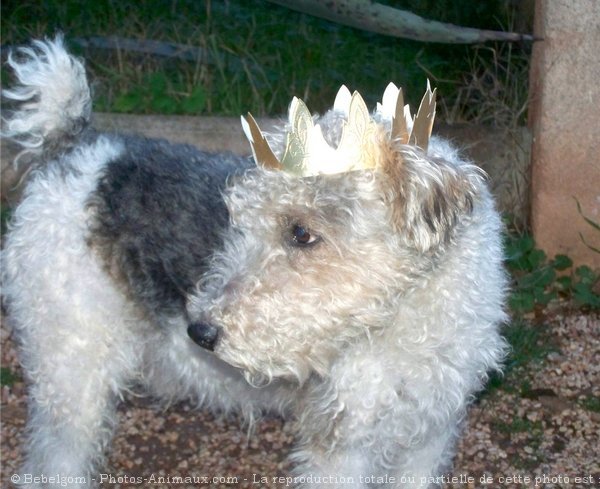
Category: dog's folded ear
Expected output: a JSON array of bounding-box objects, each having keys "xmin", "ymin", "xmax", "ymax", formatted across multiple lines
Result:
[{"xmin": 381, "ymin": 145, "xmax": 482, "ymax": 253}]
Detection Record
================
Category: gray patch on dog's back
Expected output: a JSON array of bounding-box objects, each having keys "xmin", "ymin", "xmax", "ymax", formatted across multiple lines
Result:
[{"xmin": 88, "ymin": 134, "xmax": 252, "ymax": 319}]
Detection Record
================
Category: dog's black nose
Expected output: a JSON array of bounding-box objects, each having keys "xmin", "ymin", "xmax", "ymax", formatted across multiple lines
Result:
[{"xmin": 187, "ymin": 322, "xmax": 220, "ymax": 351}]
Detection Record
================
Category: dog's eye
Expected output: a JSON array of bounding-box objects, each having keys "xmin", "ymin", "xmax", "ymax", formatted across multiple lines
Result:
[{"xmin": 291, "ymin": 225, "xmax": 319, "ymax": 247}]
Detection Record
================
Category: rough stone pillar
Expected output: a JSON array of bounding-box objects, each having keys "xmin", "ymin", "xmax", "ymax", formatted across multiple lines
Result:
[{"xmin": 529, "ymin": 0, "xmax": 600, "ymax": 268}]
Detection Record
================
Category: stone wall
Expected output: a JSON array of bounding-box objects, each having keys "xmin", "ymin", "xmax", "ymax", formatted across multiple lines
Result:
[{"xmin": 529, "ymin": 0, "xmax": 600, "ymax": 268}]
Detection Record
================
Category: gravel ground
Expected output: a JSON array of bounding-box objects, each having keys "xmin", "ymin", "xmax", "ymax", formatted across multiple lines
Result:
[{"xmin": 1, "ymin": 309, "xmax": 598, "ymax": 489}]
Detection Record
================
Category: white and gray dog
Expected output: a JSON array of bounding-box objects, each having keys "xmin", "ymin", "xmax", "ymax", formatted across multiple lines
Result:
[{"xmin": 2, "ymin": 37, "xmax": 507, "ymax": 488}]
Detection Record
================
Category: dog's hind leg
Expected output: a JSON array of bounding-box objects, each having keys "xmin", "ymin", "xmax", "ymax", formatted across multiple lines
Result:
[
  {"xmin": 5, "ymin": 256, "xmax": 140, "ymax": 486},
  {"xmin": 2, "ymin": 144, "xmax": 140, "ymax": 486},
  {"xmin": 17, "ymin": 309, "xmax": 133, "ymax": 487},
  {"xmin": 4, "ymin": 244, "xmax": 141, "ymax": 486}
]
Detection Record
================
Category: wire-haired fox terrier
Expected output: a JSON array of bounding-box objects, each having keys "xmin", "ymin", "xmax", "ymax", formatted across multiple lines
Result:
[{"xmin": 2, "ymin": 36, "xmax": 507, "ymax": 488}]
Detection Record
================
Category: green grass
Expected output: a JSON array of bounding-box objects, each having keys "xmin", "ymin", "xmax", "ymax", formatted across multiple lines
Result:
[
  {"xmin": 484, "ymin": 319, "xmax": 557, "ymax": 394},
  {"xmin": 579, "ymin": 395, "xmax": 600, "ymax": 413},
  {"xmin": 1, "ymin": 205, "xmax": 12, "ymax": 236},
  {"xmin": 0, "ymin": 367, "xmax": 20, "ymax": 387},
  {"xmin": 1, "ymin": 0, "xmax": 529, "ymax": 118},
  {"xmin": 503, "ymin": 320, "xmax": 556, "ymax": 371},
  {"xmin": 492, "ymin": 416, "xmax": 543, "ymax": 435}
]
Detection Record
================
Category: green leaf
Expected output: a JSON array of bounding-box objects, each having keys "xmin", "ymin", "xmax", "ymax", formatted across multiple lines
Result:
[
  {"xmin": 519, "ymin": 267, "xmax": 555, "ymax": 289},
  {"xmin": 579, "ymin": 395, "xmax": 600, "ymax": 413},
  {"xmin": 573, "ymin": 284, "xmax": 600, "ymax": 308},
  {"xmin": 527, "ymin": 249, "xmax": 547, "ymax": 270},
  {"xmin": 151, "ymin": 96, "xmax": 177, "ymax": 114},
  {"xmin": 519, "ymin": 236, "xmax": 536, "ymax": 252},
  {"xmin": 147, "ymin": 72, "xmax": 168, "ymax": 95},
  {"xmin": 0, "ymin": 367, "xmax": 19, "ymax": 387},
  {"xmin": 538, "ymin": 267, "xmax": 556, "ymax": 288},
  {"xmin": 509, "ymin": 292, "xmax": 535, "ymax": 312},
  {"xmin": 114, "ymin": 91, "xmax": 144, "ymax": 112},
  {"xmin": 534, "ymin": 288, "xmax": 556, "ymax": 305},
  {"xmin": 505, "ymin": 252, "xmax": 530, "ymax": 271},
  {"xmin": 556, "ymin": 276, "xmax": 572, "ymax": 290},
  {"xmin": 183, "ymin": 87, "xmax": 207, "ymax": 114},
  {"xmin": 504, "ymin": 235, "xmax": 536, "ymax": 271},
  {"xmin": 572, "ymin": 276, "xmax": 600, "ymax": 307},
  {"xmin": 575, "ymin": 266, "xmax": 597, "ymax": 285},
  {"xmin": 551, "ymin": 254, "xmax": 573, "ymax": 271}
]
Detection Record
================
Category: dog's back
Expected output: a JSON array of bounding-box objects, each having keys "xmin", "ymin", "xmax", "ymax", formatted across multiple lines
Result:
[{"xmin": 2, "ymin": 36, "xmax": 251, "ymax": 320}]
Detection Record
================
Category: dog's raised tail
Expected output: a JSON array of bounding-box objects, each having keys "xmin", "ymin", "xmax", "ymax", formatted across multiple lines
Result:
[{"xmin": 2, "ymin": 35, "xmax": 91, "ymax": 161}]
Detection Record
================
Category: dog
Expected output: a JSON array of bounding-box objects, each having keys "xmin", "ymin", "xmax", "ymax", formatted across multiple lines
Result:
[{"xmin": 2, "ymin": 36, "xmax": 507, "ymax": 488}]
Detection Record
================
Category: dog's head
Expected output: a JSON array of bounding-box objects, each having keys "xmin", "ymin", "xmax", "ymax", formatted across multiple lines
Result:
[{"xmin": 186, "ymin": 85, "xmax": 485, "ymax": 385}]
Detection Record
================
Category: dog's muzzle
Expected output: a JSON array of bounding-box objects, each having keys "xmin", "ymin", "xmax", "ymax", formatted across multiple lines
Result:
[{"xmin": 187, "ymin": 322, "xmax": 221, "ymax": 351}]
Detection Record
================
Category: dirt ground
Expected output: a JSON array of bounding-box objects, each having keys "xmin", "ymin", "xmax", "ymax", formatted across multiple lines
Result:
[{"xmin": 1, "ymin": 308, "xmax": 598, "ymax": 489}]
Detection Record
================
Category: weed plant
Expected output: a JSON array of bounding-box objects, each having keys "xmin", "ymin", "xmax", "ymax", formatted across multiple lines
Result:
[
  {"xmin": 482, "ymin": 228, "xmax": 600, "ymax": 397},
  {"xmin": 504, "ymin": 231, "xmax": 600, "ymax": 312}
]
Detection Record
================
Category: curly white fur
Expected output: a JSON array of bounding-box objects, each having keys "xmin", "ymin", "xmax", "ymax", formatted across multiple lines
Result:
[
  {"xmin": 1, "ymin": 35, "xmax": 91, "ymax": 161},
  {"xmin": 2, "ymin": 38, "xmax": 508, "ymax": 489}
]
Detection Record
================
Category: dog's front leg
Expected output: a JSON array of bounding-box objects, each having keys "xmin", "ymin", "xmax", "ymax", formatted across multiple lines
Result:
[
  {"xmin": 288, "ymin": 379, "xmax": 375, "ymax": 489},
  {"xmin": 288, "ymin": 369, "xmax": 461, "ymax": 489},
  {"xmin": 290, "ymin": 413, "xmax": 456, "ymax": 489},
  {"xmin": 289, "ymin": 441, "xmax": 368, "ymax": 489}
]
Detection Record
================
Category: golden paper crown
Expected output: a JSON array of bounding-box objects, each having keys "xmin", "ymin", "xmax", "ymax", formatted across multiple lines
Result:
[{"xmin": 241, "ymin": 82, "xmax": 436, "ymax": 177}]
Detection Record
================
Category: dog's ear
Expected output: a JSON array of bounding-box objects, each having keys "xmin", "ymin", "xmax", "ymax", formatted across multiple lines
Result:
[{"xmin": 380, "ymin": 144, "xmax": 481, "ymax": 252}]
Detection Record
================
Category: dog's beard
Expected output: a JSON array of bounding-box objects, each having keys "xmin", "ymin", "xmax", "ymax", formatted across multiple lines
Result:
[{"xmin": 243, "ymin": 370, "xmax": 272, "ymax": 388}]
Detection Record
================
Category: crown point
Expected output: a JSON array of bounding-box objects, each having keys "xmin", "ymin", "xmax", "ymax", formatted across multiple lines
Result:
[
  {"xmin": 348, "ymin": 91, "xmax": 370, "ymax": 128},
  {"xmin": 333, "ymin": 85, "xmax": 352, "ymax": 115},
  {"xmin": 409, "ymin": 84, "xmax": 437, "ymax": 151},
  {"xmin": 390, "ymin": 88, "xmax": 408, "ymax": 144},
  {"xmin": 240, "ymin": 114, "xmax": 252, "ymax": 142},
  {"xmin": 242, "ymin": 112, "xmax": 282, "ymax": 171},
  {"xmin": 380, "ymin": 82, "xmax": 400, "ymax": 119}
]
